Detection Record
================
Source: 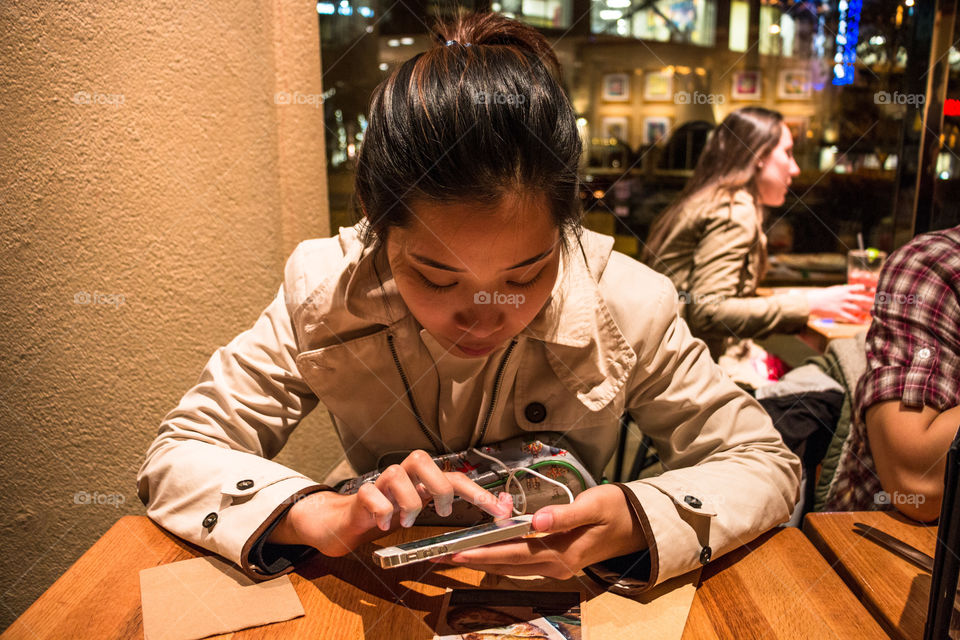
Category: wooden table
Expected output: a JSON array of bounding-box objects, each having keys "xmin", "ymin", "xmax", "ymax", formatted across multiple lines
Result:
[
  {"xmin": 801, "ymin": 317, "xmax": 871, "ymax": 353},
  {"xmin": 804, "ymin": 511, "xmax": 939, "ymax": 640},
  {"xmin": 683, "ymin": 526, "xmax": 884, "ymax": 639},
  {"xmin": 3, "ymin": 517, "xmax": 885, "ymax": 639}
]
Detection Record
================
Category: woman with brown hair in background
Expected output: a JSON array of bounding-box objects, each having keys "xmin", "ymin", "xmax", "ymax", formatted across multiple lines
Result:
[{"xmin": 643, "ymin": 107, "xmax": 872, "ymax": 390}]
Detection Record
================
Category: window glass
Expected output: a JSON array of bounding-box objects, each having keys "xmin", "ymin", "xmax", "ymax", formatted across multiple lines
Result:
[{"xmin": 319, "ymin": 1, "xmax": 938, "ymax": 273}]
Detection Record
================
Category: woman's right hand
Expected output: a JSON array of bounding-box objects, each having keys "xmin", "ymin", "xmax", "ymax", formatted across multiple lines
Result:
[
  {"xmin": 803, "ymin": 284, "xmax": 874, "ymax": 323},
  {"xmin": 267, "ymin": 449, "xmax": 513, "ymax": 556}
]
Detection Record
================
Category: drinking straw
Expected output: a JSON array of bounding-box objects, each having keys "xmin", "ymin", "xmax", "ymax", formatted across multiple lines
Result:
[{"xmin": 857, "ymin": 232, "xmax": 865, "ymax": 252}]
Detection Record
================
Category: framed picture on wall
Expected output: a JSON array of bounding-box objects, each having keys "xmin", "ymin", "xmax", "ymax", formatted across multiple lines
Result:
[
  {"xmin": 643, "ymin": 116, "xmax": 671, "ymax": 145},
  {"xmin": 778, "ymin": 70, "xmax": 812, "ymax": 99},
  {"xmin": 643, "ymin": 71, "xmax": 673, "ymax": 101},
  {"xmin": 602, "ymin": 73, "xmax": 630, "ymax": 101},
  {"xmin": 601, "ymin": 116, "xmax": 629, "ymax": 142},
  {"xmin": 732, "ymin": 70, "xmax": 762, "ymax": 100}
]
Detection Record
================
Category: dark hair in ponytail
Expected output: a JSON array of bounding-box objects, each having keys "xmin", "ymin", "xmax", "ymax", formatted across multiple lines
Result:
[{"xmin": 354, "ymin": 11, "xmax": 582, "ymax": 249}]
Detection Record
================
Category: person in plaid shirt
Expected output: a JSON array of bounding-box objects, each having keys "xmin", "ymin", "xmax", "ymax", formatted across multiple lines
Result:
[{"xmin": 824, "ymin": 225, "xmax": 960, "ymax": 520}]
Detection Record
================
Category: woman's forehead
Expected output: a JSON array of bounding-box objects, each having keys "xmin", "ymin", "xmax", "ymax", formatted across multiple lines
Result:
[{"xmin": 393, "ymin": 195, "xmax": 558, "ymax": 269}]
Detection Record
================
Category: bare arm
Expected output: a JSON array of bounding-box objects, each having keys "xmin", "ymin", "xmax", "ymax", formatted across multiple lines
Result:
[{"xmin": 866, "ymin": 401, "xmax": 960, "ymax": 521}]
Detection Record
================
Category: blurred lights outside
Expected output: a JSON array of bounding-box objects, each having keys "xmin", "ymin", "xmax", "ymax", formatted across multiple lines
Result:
[
  {"xmin": 316, "ymin": 1, "xmax": 374, "ymax": 17},
  {"xmin": 833, "ymin": 0, "xmax": 863, "ymax": 86}
]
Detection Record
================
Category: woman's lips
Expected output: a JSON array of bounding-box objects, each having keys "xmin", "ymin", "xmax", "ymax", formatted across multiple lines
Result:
[{"xmin": 456, "ymin": 343, "xmax": 496, "ymax": 356}]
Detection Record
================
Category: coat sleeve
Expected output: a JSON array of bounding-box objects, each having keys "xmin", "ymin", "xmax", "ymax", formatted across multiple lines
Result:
[
  {"xmin": 685, "ymin": 200, "xmax": 808, "ymax": 339},
  {"xmin": 591, "ymin": 265, "xmax": 801, "ymax": 593},
  {"xmin": 136, "ymin": 247, "xmax": 331, "ymax": 582}
]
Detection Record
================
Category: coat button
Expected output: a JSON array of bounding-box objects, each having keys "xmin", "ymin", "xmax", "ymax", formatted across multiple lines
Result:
[
  {"xmin": 684, "ymin": 495, "xmax": 703, "ymax": 509},
  {"xmin": 524, "ymin": 402, "xmax": 547, "ymax": 424},
  {"xmin": 202, "ymin": 512, "xmax": 218, "ymax": 529},
  {"xmin": 236, "ymin": 479, "xmax": 254, "ymax": 490},
  {"xmin": 699, "ymin": 546, "xmax": 712, "ymax": 564}
]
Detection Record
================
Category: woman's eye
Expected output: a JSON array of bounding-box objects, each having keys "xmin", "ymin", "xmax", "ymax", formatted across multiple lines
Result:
[
  {"xmin": 417, "ymin": 272, "xmax": 456, "ymax": 292},
  {"xmin": 507, "ymin": 268, "xmax": 545, "ymax": 290}
]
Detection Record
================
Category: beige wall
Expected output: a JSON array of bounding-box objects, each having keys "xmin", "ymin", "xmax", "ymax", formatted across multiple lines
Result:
[{"xmin": 0, "ymin": 1, "xmax": 342, "ymax": 629}]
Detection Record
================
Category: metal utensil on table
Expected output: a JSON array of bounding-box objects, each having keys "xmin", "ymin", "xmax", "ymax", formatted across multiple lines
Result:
[
  {"xmin": 852, "ymin": 521, "xmax": 960, "ymax": 616},
  {"xmin": 853, "ymin": 522, "xmax": 935, "ymax": 572}
]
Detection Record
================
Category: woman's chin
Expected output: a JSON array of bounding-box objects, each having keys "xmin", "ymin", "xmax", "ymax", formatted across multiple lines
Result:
[{"xmin": 761, "ymin": 193, "xmax": 787, "ymax": 208}]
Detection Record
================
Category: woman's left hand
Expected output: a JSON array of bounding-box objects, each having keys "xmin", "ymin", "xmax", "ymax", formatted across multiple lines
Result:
[{"xmin": 434, "ymin": 484, "xmax": 646, "ymax": 580}]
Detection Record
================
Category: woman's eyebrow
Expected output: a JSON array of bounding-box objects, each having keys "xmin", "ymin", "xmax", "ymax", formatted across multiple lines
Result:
[{"xmin": 410, "ymin": 246, "xmax": 555, "ymax": 272}]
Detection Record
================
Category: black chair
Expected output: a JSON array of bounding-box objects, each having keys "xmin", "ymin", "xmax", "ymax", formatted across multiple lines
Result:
[{"xmin": 613, "ymin": 413, "xmax": 658, "ymax": 482}]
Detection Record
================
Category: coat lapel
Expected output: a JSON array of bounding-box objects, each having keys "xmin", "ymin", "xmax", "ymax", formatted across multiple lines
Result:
[{"xmin": 310, "ymin": 224, "xmax": 638, "ymax": 414}]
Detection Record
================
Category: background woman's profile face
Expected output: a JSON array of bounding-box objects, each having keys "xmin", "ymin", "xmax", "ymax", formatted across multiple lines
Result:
[
  {"xmin": 756, "ymin": 123, "xmax": 801, "ymax": 207},
  {"xmin": 385, "ymin": 192, "xmax": 561, "ymax": 358}
]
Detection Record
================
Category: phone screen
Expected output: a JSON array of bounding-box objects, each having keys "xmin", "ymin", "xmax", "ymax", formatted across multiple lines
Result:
[{"xmin": 393, "ymin": 518, "xmax": 530, "ymax": 552}]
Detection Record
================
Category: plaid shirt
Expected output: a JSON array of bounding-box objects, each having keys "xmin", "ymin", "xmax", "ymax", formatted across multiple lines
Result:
[{"xmin": 825, "ymin": 225, "xmax": 960, "ymax": 512}]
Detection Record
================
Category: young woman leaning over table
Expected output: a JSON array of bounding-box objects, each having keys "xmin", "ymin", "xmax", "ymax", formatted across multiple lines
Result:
[
  {"xmin": 136, "ymin": 13, "xmax": 800, "ymax": 595},
  {"xmin": 642, "ymin": 107, "xmax": 872, "ymax": 391}
]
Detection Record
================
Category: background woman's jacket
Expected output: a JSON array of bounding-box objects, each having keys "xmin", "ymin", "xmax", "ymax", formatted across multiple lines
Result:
[
  {"xmin": 648, "ymin": 189, "xmax": 809, "ymax": 387},
  {"xmin": 136, "ymin": 222, "xmax": 801, "ymax": 593}
]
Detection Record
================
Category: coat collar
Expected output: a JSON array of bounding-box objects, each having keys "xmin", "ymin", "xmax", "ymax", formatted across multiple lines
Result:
[
  {"xmin": 340, "ymin": 225, "xmax": 407, "ymax": 327},
  {"xmin": 337, "ymin": 223, "xmax": 637, "ymax": 410}
]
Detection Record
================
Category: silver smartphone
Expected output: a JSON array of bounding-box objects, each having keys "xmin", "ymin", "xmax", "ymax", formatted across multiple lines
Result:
[{"xmin": 373, "ymin": 515, "xmax": 535, "ymax": 569}]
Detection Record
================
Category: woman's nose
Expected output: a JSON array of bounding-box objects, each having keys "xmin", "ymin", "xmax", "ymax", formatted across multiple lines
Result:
[{"xmin": 454, "ymin": 304, "xmax": 504, "ymax": 338}]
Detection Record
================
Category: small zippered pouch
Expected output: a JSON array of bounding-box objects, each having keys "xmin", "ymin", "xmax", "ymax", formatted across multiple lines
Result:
[{"xmin": 335, "ymin": 434, "xmax": 597, "ymax": 526}]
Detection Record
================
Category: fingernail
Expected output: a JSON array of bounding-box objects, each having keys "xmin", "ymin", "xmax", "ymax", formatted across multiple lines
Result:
[
  {"xmin": 436, "ymin": 495, "xmax": 453, "ymax": 517},
  {"xmin": 401, "ymin": 511, "xmax": 418, "ymax": 528},
  {"xmin": 378, "ymin": 515, "xmax": 391, "ymax": 531},
  {"xmin": 533, "ymin": 511, "xmax": 553, "ymax": 530}
]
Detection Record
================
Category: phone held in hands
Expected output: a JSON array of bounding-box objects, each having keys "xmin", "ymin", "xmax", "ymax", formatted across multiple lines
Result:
[{"xmin": 373, "ymin": 515, "xmax": 534, "ymax": 569}]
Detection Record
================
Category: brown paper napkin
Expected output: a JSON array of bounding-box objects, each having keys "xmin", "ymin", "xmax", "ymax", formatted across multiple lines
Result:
[
  {"xmin": 479, "ymin": 568, "xmax": 701, "ymax": 640},
  {"xmin": 139, "ymin": 556, "xmax": 305, "ymax": 640}
]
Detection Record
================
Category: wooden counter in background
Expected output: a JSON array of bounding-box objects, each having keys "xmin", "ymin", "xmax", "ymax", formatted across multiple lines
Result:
[{"xmin": 757, "ymin": 286, "xmax": 871, "ymax": 354}]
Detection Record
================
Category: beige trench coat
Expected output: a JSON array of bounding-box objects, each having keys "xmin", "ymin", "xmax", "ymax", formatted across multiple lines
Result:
[
  {"xmin": 649, "ymin": 189, "xmax": 810, "ymax": 388},
  {"xmin": 136, "ymin": 222, "xmax": 800, "ymax": 593}
]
